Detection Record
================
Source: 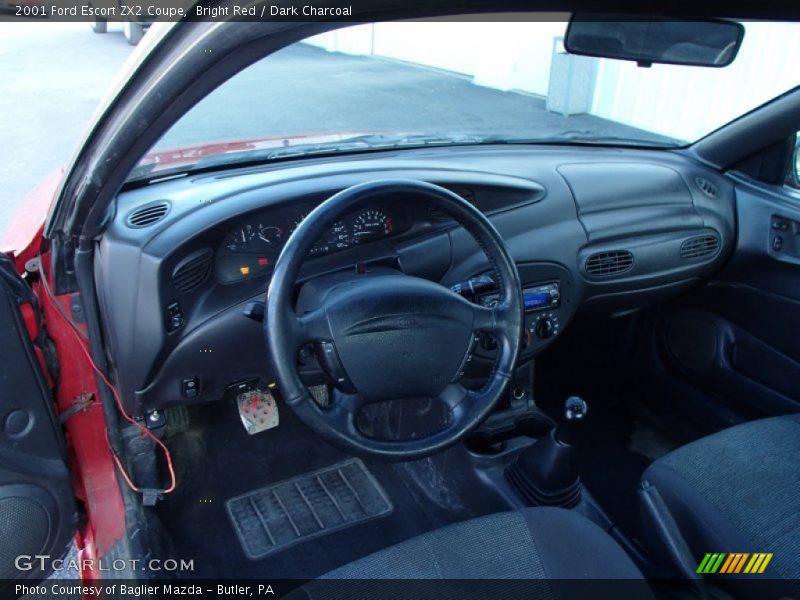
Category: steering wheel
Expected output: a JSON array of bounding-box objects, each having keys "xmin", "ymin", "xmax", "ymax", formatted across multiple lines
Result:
[{"xmin": 265, "ymin": 180, "xmax": 523, "ymax": 460}]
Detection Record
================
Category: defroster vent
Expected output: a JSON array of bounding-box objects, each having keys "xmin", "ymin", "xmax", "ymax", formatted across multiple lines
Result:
[
  {"xmin": 585, "ymin": 250, "xmax": 634, "ymax": 277},
  {"xmin": 680, "ymin": 235, "xmax": 720, "ymax": 260},
  {"xmin": 172, "ymin": 249, "xmax": 212, "ymax": 292},
  {"xmin": 126, "ymin": 201, "xmax": 170, "ymax": 228}
]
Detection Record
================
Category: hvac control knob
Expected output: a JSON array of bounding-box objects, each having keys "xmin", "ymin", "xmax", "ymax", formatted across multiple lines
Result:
[{"xmin": 535, "ymin": 317, "xmax": 555, "ymax": 339}]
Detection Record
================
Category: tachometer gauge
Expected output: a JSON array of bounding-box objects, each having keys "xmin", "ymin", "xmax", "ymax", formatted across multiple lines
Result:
[
  {"xmin": 225, "ymin": 224, "xmax": 258, "ymax": 253},
  {"xmin": 352, "ymin": 209, "xmax": 393, "ymax": 243}
]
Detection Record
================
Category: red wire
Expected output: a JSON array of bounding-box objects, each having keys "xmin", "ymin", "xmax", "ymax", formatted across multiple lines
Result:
[
  {"xmin": 38, "ymin": 269, "xmax": 176, "ymax": 495},
  {"xmin": 72, "ymin": 334, "xmax": 177, "ymax": 494}
]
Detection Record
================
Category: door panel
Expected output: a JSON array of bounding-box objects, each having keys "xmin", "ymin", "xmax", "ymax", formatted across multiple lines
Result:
[
  {"xmin": 0, "ymin": 254, "xmax": 76, "ymax": 581},
  {"xmin": 660, "ymin": 180, "xmax": 800, "ymax": 417}
]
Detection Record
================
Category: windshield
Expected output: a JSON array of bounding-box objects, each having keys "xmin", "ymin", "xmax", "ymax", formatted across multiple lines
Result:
[{"xmin": 132, "ymin": 18, "xmax": 800, "ymax": 181}]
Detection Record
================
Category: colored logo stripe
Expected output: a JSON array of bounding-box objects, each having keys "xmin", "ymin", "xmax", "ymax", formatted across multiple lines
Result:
[
  {"xmin": 697, "ymin": 552, "xmax": 773, "ymax": 575},
  {"xmin": 744, "ymin": 553, "xmax": 773, "ymax": 574},
  {"xmin": 697, "ymin": 553, "xmax": 726, "ymax": 574},
  {"xmin": 719, "ymin": 553, "xmax": 749, "ymax": 573}
]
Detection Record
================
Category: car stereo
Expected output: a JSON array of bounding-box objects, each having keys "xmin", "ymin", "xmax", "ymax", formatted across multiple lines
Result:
[{"xmin": 479, "ymin": 282, "xmax": 560, "ymax": 313}]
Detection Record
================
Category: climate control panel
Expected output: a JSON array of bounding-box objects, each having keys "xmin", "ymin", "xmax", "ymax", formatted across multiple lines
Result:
[{"xmin": 530, "ymin": 312, "xmax": 560, "ymax": 340}]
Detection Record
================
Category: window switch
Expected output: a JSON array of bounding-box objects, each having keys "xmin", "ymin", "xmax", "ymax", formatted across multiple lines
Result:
[
  {"xmin": 772, "ymin": 217, "xmax": 790, "ymax": 231},
  {"xmin": 166, "ymin": 301, "xmax": 185, "ymax": 332}
]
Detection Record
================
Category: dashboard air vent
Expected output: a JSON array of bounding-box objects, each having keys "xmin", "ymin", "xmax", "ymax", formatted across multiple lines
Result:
[
  {"xmin": 126, "ymin": 201, "xmax": 170, "ymax": 228},
  {"xmin": 680, "ymin": 235, "xmax": 720, "ymax": 260},
  {"xmin": 172, "ymin": 249, "xmax": 212, "ymax": 292},
  {"xmin": 695, "ymin": 177, "xmax": 718, "ymax": 199},
  {"xmin": 585, "ymin": 250, "xmax": 634, "ymax": 277}
]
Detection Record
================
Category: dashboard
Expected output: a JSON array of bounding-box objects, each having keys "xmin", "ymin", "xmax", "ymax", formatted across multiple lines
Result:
[{"xmin": 98, "ymin": 144, "xmax": 736, "ymax": 416}]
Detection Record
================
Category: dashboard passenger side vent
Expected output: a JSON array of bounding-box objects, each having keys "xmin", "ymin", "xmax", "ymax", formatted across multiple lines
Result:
[
  {"xmin": 694, "ymin": 177, "xmax": 718, "ymax": 199},
  {"xmin": 680, "ymin": 235, "xmax": 720, "ymax": 260},
  {"xmin": 585, "ymin": 250, "xmax": 634, "ymax": 277},
  {"xmin": 126, "ymin": 201, "xmax": 170, "ymax": 228},
  {"xmin": 172, "ymin": 249, "xmax": 213, "ymax": 292}
]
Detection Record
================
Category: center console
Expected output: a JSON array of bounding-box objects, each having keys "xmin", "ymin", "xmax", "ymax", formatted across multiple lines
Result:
[
  {"xmin": 453, "ymin": 262, "xmax": 576, "ymax": 362},
  {"xmin": 455, "ymin": 262, "xmax": 577, "ymax": 452}
]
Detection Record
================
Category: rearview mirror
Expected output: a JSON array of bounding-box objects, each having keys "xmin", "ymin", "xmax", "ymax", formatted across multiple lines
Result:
[{"xmin": 565, "ymin": 15, "xmax": 744, "ymax": 67}]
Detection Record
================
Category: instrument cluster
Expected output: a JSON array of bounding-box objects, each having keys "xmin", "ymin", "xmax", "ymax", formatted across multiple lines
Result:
[{"xmin": 216, "ymin": 204, "xmax": 410, "ymax": 283}]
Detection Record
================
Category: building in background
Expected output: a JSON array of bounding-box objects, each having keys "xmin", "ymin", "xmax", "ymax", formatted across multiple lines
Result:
[{"xmin": 307, "ymin": 20, "xmax": 800, "ymax": 142}]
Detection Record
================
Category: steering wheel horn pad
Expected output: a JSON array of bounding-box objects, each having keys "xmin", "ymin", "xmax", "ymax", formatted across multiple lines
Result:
[
  {"xmin": 265, "ymin": 179, "xmax": 523, "ymax": 460},
  {"xmin": 321, "ymin": 274, "xmax": 475, "ymax": 402}
]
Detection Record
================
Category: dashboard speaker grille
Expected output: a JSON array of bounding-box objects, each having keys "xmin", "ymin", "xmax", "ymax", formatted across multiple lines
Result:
[
  {"xmin": 172, "ymin": 249, "xmax": 213, "ymax": 292},
  {"xmin": 126, "ymin": 201, "xmax": 170, "ymax": 228},
  {"xmin": 680, "ymin": 234, "xmax": 720, "ymax": 259},
  {"xmin": 585, "ymin": 250, "xmax": 633, "ymax": 276}
]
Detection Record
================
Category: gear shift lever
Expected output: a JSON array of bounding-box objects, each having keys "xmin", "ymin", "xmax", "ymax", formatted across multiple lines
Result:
[
  {"xmin": 506, "ymin": 395, "xmax": 587, "ymax": 508},
  {"xmin": 555, "ymin": 396, "xmax": 588, "ymax": 445}
]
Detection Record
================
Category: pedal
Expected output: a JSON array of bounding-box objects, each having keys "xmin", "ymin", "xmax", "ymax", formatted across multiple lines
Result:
[
  {"xmin": 308, "ymin": 384, "xmax": 330, "ymax": 408},
  {"xmin": 164, "ymin": 405, "xmax": 190, "ymax": 437},
  {"xmin": 237, "ymin": 389, "xmax": 279, "ymax": 435}
]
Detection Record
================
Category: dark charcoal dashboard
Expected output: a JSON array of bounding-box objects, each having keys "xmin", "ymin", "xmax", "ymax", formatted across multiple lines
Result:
[{"xmin": 96, "ymin": 144, "xmax": 736, "ymax": 415}]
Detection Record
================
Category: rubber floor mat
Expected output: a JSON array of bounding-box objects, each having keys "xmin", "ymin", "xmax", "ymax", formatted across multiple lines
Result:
[{"xmin": 226, "ymin": 458, "xmax": 393, "ymax": 559}]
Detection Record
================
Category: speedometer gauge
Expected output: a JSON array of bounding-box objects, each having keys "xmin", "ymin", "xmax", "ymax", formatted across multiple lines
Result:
[{"xmin": 352, "ymin": 209, "xmax": 393, "ymax": 243}]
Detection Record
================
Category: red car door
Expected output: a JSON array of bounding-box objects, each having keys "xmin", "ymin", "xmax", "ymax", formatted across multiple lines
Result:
[{"xmin": 0, "ymin": 252, "xmax": 76, "ymax": 583}]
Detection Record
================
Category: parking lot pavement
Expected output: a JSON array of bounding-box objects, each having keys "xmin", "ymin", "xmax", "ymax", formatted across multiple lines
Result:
[
  {"xmin": 0, "ymin": 22, "xmax": 134, "ymax": 237},
  {"xmin": 157, "ymin": 43, "xmax": 663, "ymax": 152}
]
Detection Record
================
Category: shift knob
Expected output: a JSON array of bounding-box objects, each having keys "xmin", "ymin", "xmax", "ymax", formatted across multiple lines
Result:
[
  {"xmin": 557, "ymin": 396, "xmax": 588, "ymax": 444},
  {"xmin": 565, "ymin": 396, "xmax": 588, "ymax": 421}
]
